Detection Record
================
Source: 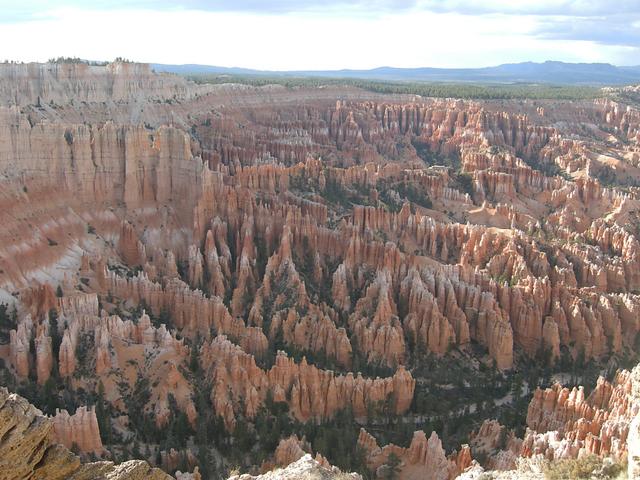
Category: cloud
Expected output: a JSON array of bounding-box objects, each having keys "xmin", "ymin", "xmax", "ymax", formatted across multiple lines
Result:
[
  {"xmin": 0, "ymin": 0, "xmax": 420, "ymax": 20},
  {"xmin": 404, "ymin": 1, "xmax": 640, "ymax": 50},
  {"xmin": 11, "ymin": 0, "xmax": 640, "ymax": 17},
  {"xmin": 70, "ymin": 0, "xmax": 640, "ymax": 16},
  {"xmin": 414, "ymin": 0, "xmax": 640, "ymax": 16},
  {"xmin": 533, "ymin": 14, "xmax": 640, "ymax": 47},
  {"xmin": 0, "ymin": 1, "xmax": 638, "ymax": 67},
  {"xmin": 2, "ymin": 0, "xmax": 639, "ymax": 20},
  {"xmin": 410, "ymin": 1, "xmax": 640, "ymax": 49},
  {"xmin": 3, "ymin": 0, "xmax": 638, "ymax": 48},
  {"xmin": 528, "ymin": 9, "xmax": 640, "ymax": 50}
]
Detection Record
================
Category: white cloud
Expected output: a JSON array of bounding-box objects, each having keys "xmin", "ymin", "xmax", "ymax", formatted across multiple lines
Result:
[{"xmin": 0, "ymin": 6, "xmax": 636, "ymax": 68}]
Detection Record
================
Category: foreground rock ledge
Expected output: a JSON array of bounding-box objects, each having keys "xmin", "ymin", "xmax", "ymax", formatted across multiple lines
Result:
[
  {"xmin": 229, "ymin": 454, "xmax": 362, "ymax": 480},
  {"xmin": 0, "ymin": 386, "xmax": 174, "ymax": 480},
  {"xmin": 0, "ymin": 385, "xmax": 356, "ymax": 480}
]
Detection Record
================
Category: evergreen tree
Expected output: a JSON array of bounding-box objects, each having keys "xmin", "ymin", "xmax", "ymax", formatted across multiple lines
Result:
[
  {"xmin": 95, "ymin": 381, "xmax": 112, "ymax": 443},
  {"xmin": 189, "ymin": 337, "xmax": 200, "ymax": 373},
  {"xmin": 382, "ymin": 452, "xmax": 401, "ymax": 480},
  {"xmin": 42, "ymin": 377, "xmax": 60, "ymax": 414},
  {"xmin": 48, "ymin": 309, "xmax": 62, "ymax": 377},
  {"xmin": 0, "ymin": 303, "xmax": 17, "ymax": 343}
]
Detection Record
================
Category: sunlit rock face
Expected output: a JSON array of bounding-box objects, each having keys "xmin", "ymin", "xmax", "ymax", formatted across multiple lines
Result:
[
  {"xmin": 357, "ymin": 428, "xmax": 472, "ymax": 480},
  {"xmin": 228, "ymin": 454, "xmax": 361, "ymax": 480},
  {"xmin": 468, "ymin": 364, "xmax": 640, "ymax": 477},
  {"xmin": 0, "ymin": 387, "xmax": 174, "ymax": 480}
]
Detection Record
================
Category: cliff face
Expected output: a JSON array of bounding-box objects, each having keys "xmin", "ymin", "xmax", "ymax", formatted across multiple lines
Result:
[
  {"xmin": 51, "ymin": 406, "xmax": 104, "ymax": 455},
  {"xmin": 0, "ymin": 110, "xmax": 197, "ymax": 206},
  {"xmin": 0, "ymin": 61, "xmax": 213, "ymax": 106},
  {"xmin": 357, "ymin": 428, "xmax": 472, "ymax": 480},
  {"xmin": 2, "ymin": 76, "xmax": 639, "ymax": 368},
  {"xmin": 200, "ymin": 335, "xmax": 414, "ymax": 429},
  {"xmin": 523, "ymin": 370, "xmax": 636, "ymax": 461},
  {"xmin": 0, "ymin": 111, "xmax": 207, "ymax": 292},
  {"xmin": 1, "ymin": 63, "xmax": 640, "ymax": 479},
  {"xmin": 0, "ymin": 387, "xmax": 173, "ymax": 480},
  {"xmin": 469, "ymin": 364, "xmax": 640, "ymax": 478},
  {"xmin": 228, "ymin": 454, "xmax": 361, "ymax": 480}
]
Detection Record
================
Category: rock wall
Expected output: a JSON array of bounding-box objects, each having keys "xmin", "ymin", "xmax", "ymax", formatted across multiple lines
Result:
[
  {"xmin": 524, "ymin": 371, "xmax": 636, "ymax": 461},
  {"xmin": 0, "ymin": 387, "xmax": 173, "ymax": 480},
  {"xmin": 470, "ymin": 364, "xmax": 640, "ymax": 476},
  {"xmin": 0, "ymin": 61, "xmax": 213, "ymax": 105},
  {"xmin": 2, "ymin": 71, "xmax": 638, "ymax": 369},
  {"xmin": 200, "ymin": 335, "xmax": 415, "ymax": 429},
  {"xmin": 357, "ymin": 428, "xmax": 472, "ymax": 480},
  {"xmin": 229, "ymin": 454, "xmax": 361, "ymax": 480},
  {"xmin": 51, "ymin": 406, "xmax": 104, "ymax": 455},
  {"xmin": 1, "ymin": 63, "xmax": 640, "ymax": 479}
]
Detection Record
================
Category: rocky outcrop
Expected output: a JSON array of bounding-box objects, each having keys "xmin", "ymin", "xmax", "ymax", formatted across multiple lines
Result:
[
  {"xmin": 9, "ymin": 316, "xmax": 33, "ymax": 378},
  {"xmin": 348, "ymin": 270, "xmax": 406, "ymax": 367},
  {"xmin": 357, "ymin": 428, "xmax": 472, "ymax": 480},
  {"xmin": 35, "ymin": 326, "xmax": 53, "ymax": 384},
  {"xmin": 229, "ymin": 454, "xmax": 361, "ymax": 480},
  {"xmin": 118, "ymin": 221, "xmax": 146, "ymax": 267},
  {"xmin": 200, "ymin": 335, "xmax": 415, "ymax": 429},
  {"xmin": 470, "ymin": 364, "xmax": 640, "ymax": 475},
  {"xmin": 160, "ymin": 449, "xmax": 199, "ymax": 477},
  {"xmin": 8, "ymin": 290, "xmax": 198, "ymax": 430},
  {"xmin": 274, "ymin": 436, "xmax": 310, "ymax": 467},
  {"xmin": 0, "ymin": 61, "xmax": 212, "ymax": 106},
  {"xmin": 469, "ymin": 419, "xmax": 522, "ymax": 471},
  {"xmin": 0, "ymin": 387, "xmax": 173, "ymax": 480},
  {"xmin": 2, "ymin": 62, "xmax": 640, "ymax": 480},
  {"xmin": 400, "ymin": 268, "xmax": 462, "ymax": 356},
  {"xmin": 631, "ymin": 424, "xmax": 640, "ymax": 479},
  {"xmin": 105, "ymin": 270, "xmax": 268, "ymax": 356},
  {"xmin": 523, "ymin": 371, "xmax": 636, "ymax": 461},
  {"xmin": 246, "ymin": 225, "xmax": 353, "ymax": 366},
  {"xmin": 272, "ymin": 435, "xmax": 330, "ymax": 470},
  {"xmin": 51, "ymin": 406, "xmax": 104, "ymax": 455}
]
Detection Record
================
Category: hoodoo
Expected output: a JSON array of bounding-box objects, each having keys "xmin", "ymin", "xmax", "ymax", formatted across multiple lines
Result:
[{"xmin": 0, "ymin": 47, "xmax": 639, "ymax": 480}]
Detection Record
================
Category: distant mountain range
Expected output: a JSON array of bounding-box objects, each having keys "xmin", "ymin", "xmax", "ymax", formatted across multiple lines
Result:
[{"xmin": 151, "ymin": 61, "xmax": 640, "ymax": 86}]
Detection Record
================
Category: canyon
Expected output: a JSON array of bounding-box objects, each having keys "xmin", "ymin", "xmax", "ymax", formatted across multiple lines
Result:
[{"xmin": 0, "ymin": 61, "xmax": 639, "ymax": 479}]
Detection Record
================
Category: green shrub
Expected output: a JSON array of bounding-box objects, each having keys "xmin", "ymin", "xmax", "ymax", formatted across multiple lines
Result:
[{"xmin": 543, "ymin": 455, "xmax": 625, "ymax": 480}]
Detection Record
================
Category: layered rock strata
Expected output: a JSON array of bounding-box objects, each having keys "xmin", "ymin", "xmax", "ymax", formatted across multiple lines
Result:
[
  {"xmin": 0, "ymin": 387, "xmax": 173, "ymax": 480},
  {"xmin": 200, "ymin": 335, "xmax": 415, "ymax": 429},
  {"xmin": 357, "ymin": 428, "xmax": 472, "ymax": 480}
]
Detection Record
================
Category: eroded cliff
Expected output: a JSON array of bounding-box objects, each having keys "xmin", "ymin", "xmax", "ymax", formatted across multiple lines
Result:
[{"xmin": 0, "ymin": 63, "xmax": 639, "ymax": 479}]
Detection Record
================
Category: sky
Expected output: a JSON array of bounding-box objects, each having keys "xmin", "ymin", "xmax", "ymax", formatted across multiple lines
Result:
[{"xmin": 0, "ymin": 0, "xmax": 638, "ymax": 70}]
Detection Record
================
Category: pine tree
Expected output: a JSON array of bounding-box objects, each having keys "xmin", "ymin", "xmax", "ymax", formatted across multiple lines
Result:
[
  {"xmin": 42, "ymin": 377, "xmax": 60, "ymax": 414},
  {"xmin": 48, "ymin": 309, "xmax": 62, "ymax": 377},
  {"xmin": 189, "ymin": 337, "xmax": 200, "ymax": 373},
  {"xmin": 383, "ymin": 452, "xmax": 401, "ymax": 480},
  {"xmin": 95, "ymin": 381, "xmax": 112, "ymax": 443}
]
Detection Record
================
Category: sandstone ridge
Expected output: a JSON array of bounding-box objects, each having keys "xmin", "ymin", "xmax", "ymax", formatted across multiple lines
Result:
[{"xmin": 0, "ymin": 386, "xmax": 176, "ymax": 480}]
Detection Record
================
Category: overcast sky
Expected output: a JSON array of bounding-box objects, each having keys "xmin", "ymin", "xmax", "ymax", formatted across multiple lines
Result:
[{"xmin": 0, "ymin": 0, "xmax": 638, "ymax": 69}]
